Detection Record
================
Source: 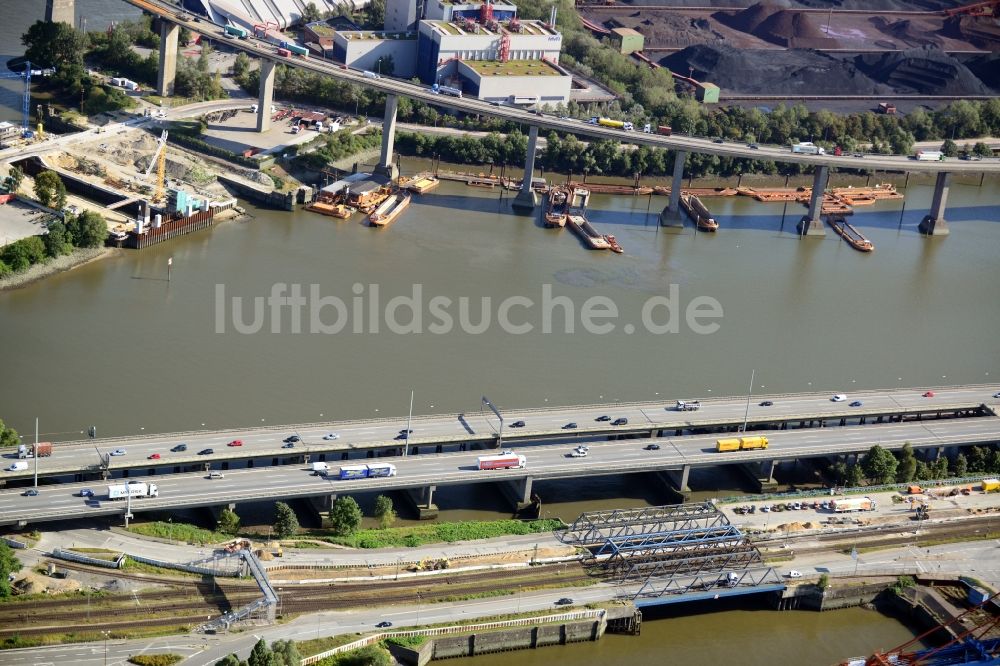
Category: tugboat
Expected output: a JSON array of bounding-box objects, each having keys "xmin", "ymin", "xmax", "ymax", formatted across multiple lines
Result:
[
  {"xmin": 604, "ymin": 234, "xmax": 624, "ymax": 254},
  {"xmin": 545, "ymin": 187, "xmax": 570, "ymax": 228}
]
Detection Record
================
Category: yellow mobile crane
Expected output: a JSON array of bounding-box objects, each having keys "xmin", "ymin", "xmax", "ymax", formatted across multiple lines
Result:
[{"xmin": 143, "ymin": 129, "xmax": 168, "ymax": 203}]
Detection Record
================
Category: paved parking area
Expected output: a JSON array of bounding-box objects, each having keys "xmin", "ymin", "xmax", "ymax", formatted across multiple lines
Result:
[{"xmin": 0, "ymin": 199, "xmax": 51, "ymax": 246}]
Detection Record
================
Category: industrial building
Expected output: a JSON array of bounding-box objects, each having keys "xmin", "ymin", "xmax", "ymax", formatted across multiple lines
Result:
[
  {"xmin": 459, "ymin": 58, "xmax": 571, "ymax": 105},
  {"xmin": 331, "ymin": 31, "xmax": 419, "ymax": 79},
  {"xmin": 186, "ymin": 0, "xmax": 370, "ymax": 30}
]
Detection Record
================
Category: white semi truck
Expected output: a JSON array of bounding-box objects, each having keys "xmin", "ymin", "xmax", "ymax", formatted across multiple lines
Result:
[{"xmin": 107, "ymin": 482, "xmax": 159, "ymax": 500}]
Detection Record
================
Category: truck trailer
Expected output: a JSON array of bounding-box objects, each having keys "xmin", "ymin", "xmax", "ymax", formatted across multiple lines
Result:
[
  {"xmin": 675, "ymin": 400, "xmax": 700, "ymax": 411},
  {"xmin": 432, "ymin": 84, "xmax": 463, "ymax": 98},
  {"xmin": 224, "ymin": 25, "xmax": 249, "ymax": 39},
  {"xmin": 477, "ymin": 453, "xmax": 527, "ymax": 470},
  {"xmin": 915, "ymin": 150, "xmax": 945, "ymax": 161},
  {"xmin": 982, "ymin": 478, "xmax": 1000, "ymax": 493},
  {"xmin": 830, "ymin": 496, "xmax": 876, "ymax": 512},
  {"xmin": 336, "ymin": 463, "xmax": 398, "ymax": 480},
  {"xmin": 279, "ymin": 41, "xmax": 309, "ymax": 57},
  {"xmin": 18, "ymin": 442, "xmax": 52, "ymax": 458},
  {"xmin": 791, "ymin": 142, "xmax": 825, "ymax": 155},
  {"xmin": 107, "ymin": 482, "xmax": 159, "ymax": 500},
  {"xmin": 716, "ymin": 436, "xmax": 769, "ymax": 452}
]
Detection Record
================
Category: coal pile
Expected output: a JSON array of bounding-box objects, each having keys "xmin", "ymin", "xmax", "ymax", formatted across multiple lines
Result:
[
  {"xmin": 940, "ymin": 15, "xmax": 1000, "ymax": 50},
  {"xmin": 869, "ymin": 17, "xmax": 944, "ymax": 48},
  {"xmin": 961, "ymin": 53, "xmax": 1000, "ymax": 91},
  {"xmin": 715, "ymin": 1, "xmax": 839, "ymax": 48},
  {"xmin": 660, "ymin": 44, "xmax": 892, "ymax": 95},
  {"xmin": 854, "ymin": 46, "xmax": 994, "ymax": 95}
]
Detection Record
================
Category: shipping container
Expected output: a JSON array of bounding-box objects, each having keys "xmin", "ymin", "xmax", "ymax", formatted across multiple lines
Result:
[
  {"xmin": 830, "ymin": 496, "xmax": 876, "ymax": 512},
  {"xmin": 338, "ymin": 465, "xmax": 369, "ymax": 480},
  {"xmin": 225, "ymin": 25, "xmax": 249, "ymax": 39},
  {"xmin": 981, "ymin": 479, "xmax": 1000, "ymax": 492},
  {"xmin": 716, "ymin": 436, "xmax": 769, "ymax": 452},
  {"xmin": 277, "ymin": 48, "xmax": 291, "ymax": 58}
]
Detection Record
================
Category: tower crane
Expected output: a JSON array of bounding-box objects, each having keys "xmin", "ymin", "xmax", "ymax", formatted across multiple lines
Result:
[{"xmin": 0, "ymin": 61, "xmax": 53, "ymax": 139}]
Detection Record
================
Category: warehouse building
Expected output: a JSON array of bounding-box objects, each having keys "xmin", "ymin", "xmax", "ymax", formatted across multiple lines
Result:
[
  {"xmin": 332, "ymin": 31, "xmax": 419, "ymax": 78},
  {"xmin": 459, "ymin": 58, "xmax": 572, "ymax": 105}
]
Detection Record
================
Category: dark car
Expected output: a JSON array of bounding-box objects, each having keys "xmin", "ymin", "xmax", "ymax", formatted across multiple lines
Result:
[
  {"xmin": 596, "ymin": 415, "xmax": 611, "ymax": 422},
  {"xmin": 555, "ymin": 597, "xmax": 574, "ymax": 605},
  {"xmin": 79, "ymin": 488, "xmax": 94, "ymax": 497},
  {"xmin": 171, "ymin": 443, "xmax": 188, "ymax": 452},
  {"xmin": 283, "ymin": 435, "xmax": 301, "ymax": 443},
  {"xmin": 849, "ymin": 401, "xmax": 863, "ymax": 407},
  {"xmin": 399, "ymin": 429, "xmax": 413, "ymax": 434},
  {"xmin": 612, "ymin": 417, "xmax": 628, "ymax": 426},
  {"xmin": 563, "ymin": 422, "xmax": 578, "ymax": 429},
  {"xmin": 759, "ymin": 400, "xmax": 774, "ymax": 407},
  {"xmin": 511, "ymin": 420, "xmax": 526, "ymax": 428},
  {"xmin": 282, "ymin": 442, "xmax": 295, "ymax": 449},
  {"xmin": 853, "ymin": 152, "xmax": 865, "ymax": 158},
  {"xmin": 23, "ymin": 488, "xmax": 38, "ymax": 497},
  {"xmin": 376, "ymin": 621, "xmax": 393, "ymax": 628},
  {"xmin": 645, "ymin": 444, "xmax": 661, "ymax": 451},
  {"xmin": 748, "ymin": 143, "xmax": 759, "ymax": 149},
  {"xmin": 198, "ymin": 448, "xmax": 214, "ymax": 455},
  {"xmin": 394, "ymin": 433, "xmax": 408, "ymax": 440},
  {"xmin": 713, "ymin": 137, "xmax": 724, "ymax": 144}
]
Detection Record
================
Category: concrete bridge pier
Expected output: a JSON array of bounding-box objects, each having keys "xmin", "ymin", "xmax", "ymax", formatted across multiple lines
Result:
[
  {"xmin": 497, "ymin": 476, "xmax": 534, "ymax": 511},
  {"xmin": 45, "ymin": 0, "xmax": 75, "ymax": 24},
  {"xmin": 256, "ymin": 60, "xmax": 277, "ymax": 133},
  {"xmin": 651, "ymin": 468, "xmax": 690, "ymax": 502},
  {"xmin": 403, "ymin": 485, "xmax": 438, "ymax": 520},
  {"xmin": 918, "ymin": 172, "xmax": 951, "ymax": 236},
  {"xmin": 157, "ymin": 21, "xmax": 180, "ymax": 97},
  {"xmin": 659, "ymin": 150, "xmax": 687, "ymax": 227},
  {"xmin": 305, "ymin": 494, "xmax": 334, "ymax": 521},
  {"xmin": 512, "ymin": 125, "xmax": 540, "ymax": 213},
  {"xmin": 373, "ymin": 94, "xmax": 399, "ymax": 180},
  {"xmin": 797, "ymin": 166, "xmax": 828, "ymax": 236},
  {"xmin": 737, "ymin": 461, "xmax": 780, "ymax": 492}
]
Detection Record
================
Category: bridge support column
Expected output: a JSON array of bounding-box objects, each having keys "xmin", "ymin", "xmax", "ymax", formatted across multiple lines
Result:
[
  {"xmin": 404, "ymin": 485, "xmax": 438, "ymax": 520},
  {"xmin": 651, "ymin": 469, "xmax": 690, "ymax": 502},
  {"xmin": 659, "ymin": 150, "xmax": 687, "ymax": 227},
  {"xmin": 498, "ymin": 476, "xmax": 535, "ymax": 512},
  {"xmin": 373, "ymin": 94, "xmax": 399, "ymax": 180},
  {"xmin": 797, "ymin": 166, "xmax": 828, "ymax": 236},
  {"xmin": 45, "ymin": 0, "xmax": 75, "ymax": 24},
  {"xmin": 307, "ymin": 494, "xmax": 334, "ymax": 519},
  {"xmin": 736, "ymin": 462, "xmax": 780, "ymax": 493},
  {"xmin": 157, "ymin": 21, "xmax": 180, "ymax": 97},
  {"xmin": 918, "ymin": 171, "xmax": 951, "ymax": 236},
  {"xmin": 256, "ymin": 60, "xmax": 276, "ymax": 133},
  {"xmin": 512, "ymin": 125, "xmax": 539, "ymax": 213}
]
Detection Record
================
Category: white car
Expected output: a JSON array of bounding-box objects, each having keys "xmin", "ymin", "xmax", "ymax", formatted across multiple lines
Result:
[
  {"xmin": 109, "ymin": 448, "xmax": 126, "ymax": 456},
  {"xmin": 568, "ymin": 450, "xmax": 588, "ymax": 458},
  {"xmin": 831, "ymin": 394, "xmax": 847, "ymax": 402},
  {"xmin": 993, "ymin": 392, "xmax": 1000, "ymax": 399},
  {"xmin": 787, "ymin": 570, "xmax": 803, "ymax": 578},
  {"xmin": 322, "ymin": 433, "xmax": 340, "ymax": 440}
]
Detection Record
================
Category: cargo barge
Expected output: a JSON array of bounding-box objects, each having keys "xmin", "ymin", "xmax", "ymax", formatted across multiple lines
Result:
[
  {"xmin": 406, "ymin": 174, "xmax": 440, "ymax": 194},
  {"xmin": 567, "ymin": 214, "xmax": 610, "ymax": 250},
  {"xmin": 680, "ymin": 193, "xmax": 719, "ymax": 231},
  {"xmin": 306, "ymin": 200, "xmax": 356, "ymax": 219},
  {"xmin": 826, "ymin": 215, "xmax": 874, "ymax": 252},
  {"xmin": 369, "ymin": 191, "xmax": 411, "ymax": 227},
  {"xmin": 545, "ymin": 187, "xmax": 570, "ymax": 228}
]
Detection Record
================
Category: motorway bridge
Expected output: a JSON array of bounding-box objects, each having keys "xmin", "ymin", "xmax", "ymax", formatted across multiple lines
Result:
[
  {"xmin": 1, "ymin": 386, "xmax": 997, "ymax": 527},
  {"xmin": 53, "ymin": 0, "xmax": 1000, "ymax": 236}
]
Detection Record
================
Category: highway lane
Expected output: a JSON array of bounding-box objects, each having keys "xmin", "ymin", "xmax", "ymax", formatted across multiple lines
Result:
[
  {"xmin": 2, "ymin": 416, "xmax": 998, "ymax": 525},
  {"xmin": 125, "ymin": 0, "xmax": 1000, "ymax": 175},
  {"xmin": 3, "ymin": 385, "xmax": 995, "ymax": 480}
]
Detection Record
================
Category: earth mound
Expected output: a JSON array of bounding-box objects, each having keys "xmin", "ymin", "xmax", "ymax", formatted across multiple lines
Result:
[
  {"xmin": 715, "ymin": 1, "xmax": 839, "ymax": 47},
  {"xmin": 660, "ymin": 44, "xmax": 891, "ymax": 95},
  {"xmin": 854, "ymin": 46, "xmax": 993, "ymax": 95}
]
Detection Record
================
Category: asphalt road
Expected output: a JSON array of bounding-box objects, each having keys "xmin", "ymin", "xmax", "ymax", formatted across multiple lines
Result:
[
  {"xmin": 2, "ymin": 413, "xmax": 998, "ymax": 525},
  {"xmin": 5, "ymin": 385, "xmax": 995, "ymax": 480},
  {"xmin": 126, "ymin": 0, "xmax": 1000, "ymax": 175}
]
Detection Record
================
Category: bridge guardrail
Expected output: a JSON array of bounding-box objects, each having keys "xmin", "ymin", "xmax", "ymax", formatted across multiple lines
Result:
[{"xmin": 126, "ymin": 552, "xmax": 241, "ymax": 577}]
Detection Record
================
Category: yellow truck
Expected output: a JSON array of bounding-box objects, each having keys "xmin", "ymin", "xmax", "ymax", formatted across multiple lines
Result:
[
  {"xmin": 716, "ymin": 436, "xmax": 769, "ymax": 452},
  {"xmin": 982, "ymin": 479, "xmax": 1000, "ymax": 493}
]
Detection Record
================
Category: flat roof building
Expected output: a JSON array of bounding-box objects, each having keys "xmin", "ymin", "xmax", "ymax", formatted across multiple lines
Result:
[
  {"xmin": 332, "ymin": 31, "xmax": 419, "ymax": 78},
  {"xmin": 460, "ymin": 58, "xmax": 571, "ymax": 104},
  {"xmin": 609, "ymin": 27, "xmax": 644, "ymax": 55}
]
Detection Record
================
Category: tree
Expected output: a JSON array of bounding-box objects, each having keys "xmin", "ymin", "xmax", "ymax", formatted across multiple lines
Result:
[
  {"xmin": 34, "ymin": 170, "xmax": 63, "ymax": 207},
  {"xmin": 952, "ymin": 453, "xmax": 968, "ymax": 478},
  {"xmin": 179, "ymin": 27, "xmax": 193, "ymax": 46},
  {"xmin": 21, "ymin": 20, "xmax": 86, "ymax": 68},
  {"xmin": 301, "ymin": 2, "xmax": 323, "ymax": 23},
  {"xmin": 271, "ymin": 639, "xmax": 301, "ymax": 666},
  {"xmin": 941, "ymin": 138, "xmax": 959, "ymax": 157},
  {"xmin": 328, "ymin": 496, "xmax": 363, "ymax": 536},
  {"xmin": 845, "ymin": 463, "xmax": 864, "ymax": 488},
  {"xmin": 365, "ymin": 0, "xmax": 385, "ymax": 27},
  {"xmin": 54, "ymin": 181, "xmax": 68, "ymax": 211},
  {"xmin": 233, "ymin": 52, "xmax": 251, "ymax": 80},
  {"xmin": 0, "ymin": 541, "xmax": 22, "ymax": 598},
  {"xmin": 914, "ymin": 460, "xmax": 931, "ymax": 481},
  {"xmin": 7, "ymin": 165, "xmax": 24, "ymax": 193},
  {"xmin": 374, "ymin": 54, "xmax": 395, "ymax": 77},
  {"xmin": 214, "ymin": 656, "xmax": 242, "ymax": 666},
  {"xmin": 373, "ymin": 495, "xmax": 396, "ymax": 530},
  {"xmin": 930, "ymin": 457, "xmax": 949, "ymax": 480},
  {"xmin": 0, "ymin": 260, "xmax": 11, "ymax": 278},
  {"xmin": 273, "ymin": 502, "xmax": 299, "ymax": 539},
  {"xmin": 973, "ymin": 141, "xmax": 993, "ymax": 158},
  {"xmin": 218, "ymin": 507, "xmax": 241, "ymax": 535},
  {"xmin": 828, "ymin": 461, "xmax": 848, "ymax": 485},
  {"xmin": 989, "ymin": 449, "xmax": 1000, "ymax": 474},
  {"xmin": 1, "ymin": 237, "xmax": 46, "ymax": 271},
  {"xmin": 967, "ymin": 446, "xmax": 988, "ymax": 473},
  {"xmin": 861, "ymin": 445, "xmax": 898, "ymax": 485},
  {"xmin": 247, "ymin": 639, "xmax": 272, "ymax": 666},
  {"xmin": 43, "ymin": 220, "xmax": 72, "ymax": 257},
  {"xmin": 0, "ymin": 418, "xmax": 22, "ymax": 448},
  {"xmin": 66, "ymin": 210, "xmax": 108, "ymax": 248},
  {"xmin": 896, "ymin": 443, "xmax": 917, "ymax": 483}
]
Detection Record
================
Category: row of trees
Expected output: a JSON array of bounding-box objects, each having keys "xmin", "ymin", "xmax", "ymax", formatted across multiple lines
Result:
[
  {"xmin": 215, "ymin": 638, "xmax": 301, "ymax": 666},
  {"xmin": 0, "ymin": 542, "xmax": 21, "ymax": 599},
  {"xmin": 829, "ymin": 443, "xmax": 1000, "ymax": 487},
  {"xmin": 0, "ymin": 419, "xmax": 19, "ymax": 448},
  {"xmin": 215, "ymin": 494, "xmax": 395, "ymax": 541},
  {"xmin": 295, "ymin": 129, "xmax": 384, "ymax": 172}
]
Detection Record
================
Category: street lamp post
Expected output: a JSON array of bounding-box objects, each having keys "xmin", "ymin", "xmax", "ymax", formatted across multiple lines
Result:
[
  {"xmin": 404, "ymin": 390, "xmax": 413, "ymax": 457},
  {"xmin": 103, "ymin": 630, "xmax": 110, "ymax": 666},
  {"xmin": 741, "ymin": 369, "xmax": 755, "ymax": 433}
]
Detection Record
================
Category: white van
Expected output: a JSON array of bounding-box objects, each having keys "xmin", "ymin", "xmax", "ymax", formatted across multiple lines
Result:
[
  {"xmin": 311, "ymin": 462, "xmax": 330, "ymax": 475},
  {"xmin": 8, "ymin": 461, "xmax": 28, "ymax": 472},
  {"xmin": 362, "ymin": 71, "xmax": 380, "ymax": 80},
  {"xmin": 831, "ymin": 394, "xmax": 847, "ymax": 402}
]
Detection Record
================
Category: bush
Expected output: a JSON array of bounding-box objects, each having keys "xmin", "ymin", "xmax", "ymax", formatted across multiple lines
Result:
[
  {"xmin": 128, "ymin": 655, "xmax": 184, "ymax": 666},
  {"xmin": 1, "ymin": 236, "xmax": 47, "ymax": 272},
  {"xmin": 315, "ymin": 519, "xmax": 563, "ymax": 549}
]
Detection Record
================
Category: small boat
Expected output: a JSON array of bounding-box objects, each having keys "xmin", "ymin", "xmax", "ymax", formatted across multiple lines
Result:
[
  {"xmin": 604, "ymin": 234, "xmax": 623, "ymax": 253},
  {"xmin": 369, "ymin": 191, "xmax": 411, "ymax": 227},
  {"xmin": 545, "ymin": 187, "xmax": 570, "ymax": 228},
  {"xmin": 826, "ymin": 215, "xmax": 874, "ymax": 252},
  {"xmin": 407, "ymin": 174, "xmax": 440, "ymax": 194}
]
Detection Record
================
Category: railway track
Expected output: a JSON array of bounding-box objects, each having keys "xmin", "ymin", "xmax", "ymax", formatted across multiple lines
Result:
[{"xmin": 577, "ymin": 5, "xmax": 943, "ymax": 16}]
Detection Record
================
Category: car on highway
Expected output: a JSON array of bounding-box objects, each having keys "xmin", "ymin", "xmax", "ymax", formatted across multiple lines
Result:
[
  {"xmin": 831, "ymin": 394, "xmax": 847, "ymax": 402},
  {"xmin": 853, "ymin": 152, "xmax": 865, "ymax": 158},
  {"xmin": 511, "ymin": 420, "xmax": 526, "ymax": 428},
  {"xmin": 171, "ymin": 444, "xmax": 188, "ymax": 452},
  {"xmin": 994, "ymin": 392, "xmax": 1000, "ymax": 399},
  {"xmin": 923, "ymin": 391, "xmax": 935, "ymax": 398},
  {"xmin": 596, "ymin": 415, "xmax": 611, "ymax": 422},
  {"xmin": 612, "ymin": 417, "xmax": 628, "ymax": 426},
  {"xmin": 563, "ymin": 422, "xmax": 578, "ymax": 429},
  {"xmin": 110, "ymin": 448, "xmax": 126, "ymax": 456},
  {"xmin": 376, "ymin": 621, "xmax": 393, "ymax": 628},
  {"xmin": 228, "ymin": 440, "xmax": 243, "ymax": 447},
  {"xmin": 79, "ymin": 488, "xmax": 94, "ymax": 497},
  {"xmin": 568, "ymin": 449, "xmax": 588, "ymax": 458},
  {"xmin": 208, "ymin": 471, "xmax": 225, "ymax": 479},
  {"xmin": 148, "ymin": 453, "xmax": 161, "ymax": 460},
  {"xmin": 712, "ymin": 137, "xmax": 724, "ymax": 144},
  {"xmin": 645, "ymin": 444, "xmax": 661, "ymax": 451},
  {"xmin": 23, "ymin": 488, "xmax": 38, "ymax": 496},
  {"xmin": 748, "ymin": 143, "xmax": 759, "ymax": 149},
  {"xmin": 199, "ymin": 448, "xmax": 214, "ymax": 455},
  {"xmin": 850, "ymin": 401, "xmax": 863, "ymax": 407},
  {"xmin": 759, "ymin": 400, "xmax": 774, "ymax": 407},
  {"xmin": 323, "ymin": 433, "xmax": 340, "ymax": 440},
  {"xmin": 399, "ymin": 429, "xmax": 413, "ymax": 434},
  {"xmin": 787, "ymin": 570, "xmax": 803, "ymax": 578},
  {"xmin": 284, "ymin": 435, "xmax": 301, "ymax": 443},
  {"xmin": 282, "ymin": 442, "xmax": 295, "ymax": 448},
  {"xmin": 555, "ymin": 597, "xmax": 574, "ymax": 605}
]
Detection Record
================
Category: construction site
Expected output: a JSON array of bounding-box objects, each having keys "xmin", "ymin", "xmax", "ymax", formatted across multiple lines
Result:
[{"xmin": 577, "ymin": 0, "xmax": 1000, "ymax": 103}]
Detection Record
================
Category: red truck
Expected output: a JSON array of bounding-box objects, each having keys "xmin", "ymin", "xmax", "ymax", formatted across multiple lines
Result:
[
  {"xmin": 18, "ymin": 442, "xmax": 52, "ymax": 458},
  {"xmin": 657, "ymin": 125, "xmax": 672, "ymax": 136},
  {"xmin": 277, "ymin": 48, "xmax": 291, "ymax": 57}
]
